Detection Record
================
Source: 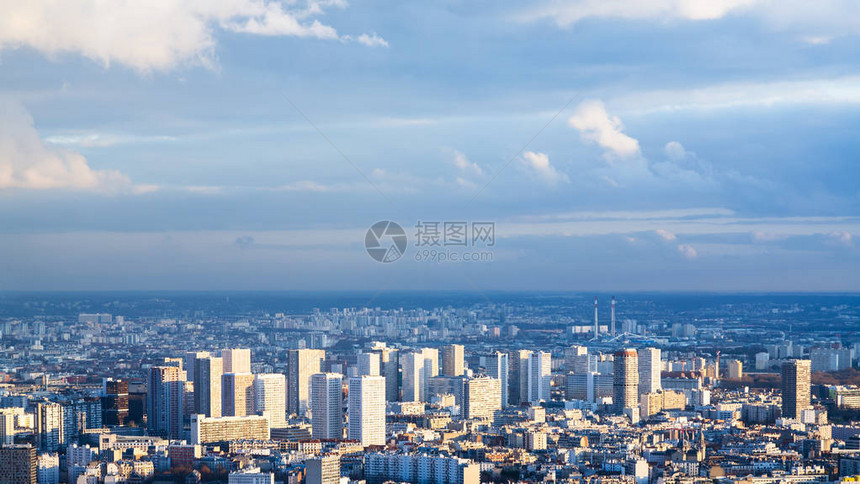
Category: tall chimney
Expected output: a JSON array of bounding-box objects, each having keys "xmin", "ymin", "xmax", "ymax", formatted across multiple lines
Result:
[
  {"xmin": 611, "ymin": 296, "xmax": 616, "ymax": 337},
  {"xmin": 593, "ymin": 296, "xmax": 599, "ymax": 338}
]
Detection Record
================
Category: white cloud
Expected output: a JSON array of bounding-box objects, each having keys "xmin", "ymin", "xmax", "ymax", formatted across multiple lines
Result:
[
  {"xmin": 0, "ymin": 101, "xmax": 141, "ymax": 192},
  {"xmin": 522, "ymin": 0, "xmax": 757, "ymax": 26},
  {"xmin": 356, "ymin": 33, "xmax": 389, "ymax": 48},
  {"xmin": 655, "ymin": 229, "xmax": 677, "ymax": 241},
  {"xmin": 829, "ymin": 231, "xmax": 853, "ymax": 247},
  {"xmin": 664, "ymin": 141, "xmax": 689, "ymax": 161},
  {"xmin": 519, "ymin": 151, "xmax": 569, "ymax": 186},
  {"xmin": 568, "ymin": 100, "xmax": 640, "ymax": 159},
  {"xmin": 677, "ymin": 244, "xmax": 698, "ymax": 259},
  {"xmin": 451, "ymin": 150, "xmax": 484, "ymax": 177},
  {"xmin": 0, "ymin": 0, "xmax": 380, "ymax": 72},
  {"xmin": 615, "ymin": 76, "xmax": 860, "ymax": 114}
]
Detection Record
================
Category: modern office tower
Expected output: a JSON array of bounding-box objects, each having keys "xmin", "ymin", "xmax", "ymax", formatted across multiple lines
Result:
[
  {"xmin": 254, "ymin": 373, "xmax": 286, "ymax": 428},
  {"xmin": 401, "ymin": 351, "xmax": 426, "ymax": 402},
  {"xmin": 428, "ymin": 376, "xmax": 466, "ymax": 405},
  {"xmin": 190, "ymin": 414, "xmax": 270, "ymax": 444},
  {"xmin": 614, "ymin": 349, "xmax": 639, "ymax": 413},
  {"xmin": 442, "ymin": 344, "xmax": 465, "ymax": 377},
  {"xmin": 0, "ymin": 413, "xmax": 13, "ymax": 445},
  {"xmin": 527, "ymin": 352, "xmax": 552, "ymax": 404},
  {"xmin": 422, "ymin": 348, "xmax": 440, "ymax": 392},
  {"xmin": 184, "ymin": 351, "xmax": 210, "ymax": 384},
  {"xmin": 358, "ymin": 352, "xmax": 381, "ymax": 376},
  {"xmin": 510, "ymin": 350, "xmax": 533, "ymax": 406},
  {"xmin": 348, "ymin": 376, "xmax": 386, "ymax": 446},
  {"xmin": 147, "ymin": 365, "xmax": 186, "ymax": 439},
  {"xmin": 193, "ymin": 356, "xmax": 223, "ymax": 418},
  {"xmin": 727, "ymin": 359, "xmax": 743, "ymax": 379},
  {"xmin": 0, "ymin": 444, "xmax": 37, "ymax": 484},
  {"xmin": 101, "ymin": 378, "xmax": 129, "ymax": 426},
  {"xmin": 221, "ymin": 348, "xmax": 252, "ymax": 374},
  {"xmin": 311, "ymin": 373, "xmax": 343, "ymax": 440},
  {"xmin": 565, "ymin": 346, "xmax": 589, "ymax": 374},
  {"xmin": 484, "ymin": 352, "xmax": 509, "ymax": 409},
  {"xmin": 463, "ymin": 377, "xmax": 502, "ymax": 420},
  {"xmin": 35, "ymin": 403, "xmax": 64, "ymax": 451},
  {"xmin": 371, "ymin": 346, "xmax": 399, "ymax": 402},
  {"xmin": 781, "ymin": 359, "xmax": 811, "ymax": 419},
  {"xmin": 565, "ymin": 372, "xmax": 613, "ymax": 402},
  {"xmin": 637, "ymin": 348, "xmax": 661, "ymax": 396},
  {"xmin": 306, "ymin": 454, "xmax": 341, "ymax": 484},
  {"xmin": 287, "ymin": 349, "xmax": 326, "ymax": 416},
  {"xmin": 222, "ymin": 373, "xmax": 255, "ymax": 417}
]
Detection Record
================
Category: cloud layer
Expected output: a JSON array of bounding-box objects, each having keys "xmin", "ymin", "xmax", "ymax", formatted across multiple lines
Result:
[
  {"xmin": 0, "ymin": 101, "xmax": 136, "ymax": 191},
  {"xmin": 0, "ymin": 0, "xmax": 383, "ymax": 72}
]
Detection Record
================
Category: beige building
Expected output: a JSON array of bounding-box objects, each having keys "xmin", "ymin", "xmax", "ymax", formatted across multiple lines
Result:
[{"xmin": 190, "ymin": 414, "xmax": 269, "ymax": 444}]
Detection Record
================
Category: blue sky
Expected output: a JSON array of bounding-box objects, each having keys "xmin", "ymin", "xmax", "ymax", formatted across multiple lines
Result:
[{"xmin": 0, "ymin": 0, "xmax": 858, "ymax": 291}]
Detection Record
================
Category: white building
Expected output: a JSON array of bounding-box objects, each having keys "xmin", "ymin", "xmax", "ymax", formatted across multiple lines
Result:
[
  {"xmin": 311, "ymin": 373, "xmax": 343, "ymax": 440},
  {"xmin": 638, "ymin": 348, "xmax": 661, "ymax": 395},
  {"xmin": 401, "ymin": 351, "xmax": 426, "ymax": 402},
  {"xmin": 254, "ymin": 373, "xmax": 286, "ymax": 428},
  {"xmin": 358, "ymin": 352, "xmax": 381, "ymax": 377},
  {"xmin": 348, "ymin": 376, "xmax": 386, "ymax": 446},
  {"xmin": 228, "ymin": 468, "xmax": 275, "ymax": 484},
  {"xmin": 37, "ymin": 452, "xmax": 60, "ymax": 484},
  {"xmin": 527, "ymin": 352, "xmax": 551, "ymax": 404}
]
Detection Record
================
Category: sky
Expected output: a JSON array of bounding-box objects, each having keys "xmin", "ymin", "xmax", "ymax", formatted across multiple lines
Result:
[{"xmin": 0, "ymin": 0, "xmax": 858, "ymax": 291}]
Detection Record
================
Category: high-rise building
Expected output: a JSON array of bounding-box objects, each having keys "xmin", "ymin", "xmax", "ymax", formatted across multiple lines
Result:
[
  {"xmin": 442, "ymin": 344, "xmax": 465, "ymax": 377},
  {"xmin": 101, "ymin": 378, "xmax": 130, "ymax": 426},
  {"xmin": 565, "ymin": 346, "xmax": 589, "ymax": 374},
  {"xmin": 527, "ymin": 352, "xmax": 551, "ymax": 404},
  {"xmin": 613, "ymin": 349, "xmax": 639, "ymax": 413},
  {"xmin": 184, "ymin": 351, "xmax": 210, "ymax": 384},
  {"xmin": 287, "ymin": 349, "xmax": 325, "ymax": 416},
  {"xmin": 637, "ymin": 348, "xmax": 661, "ymax": 396},
  {"xmin": 194, "ymin": 356, "xmax": 223, "ymax": 418},
  {"xmin": 0, "ymin": 412, "xmax": 14, "ymax": 445},
  {"xmin": 484, "ymin": 352, "xmax": 509, "ymax": 409},
  {"xmin": 348, "ymin": 376, "xmax": 386, "ymax": 446},
  {"xmin": 35, "ymin": 403, "xmax": 64, "ymax": 451},
  {"xmin": 781, "ymin": 359, "xmax": 811, "ymax": 419},
  {"xmin": 727, "ymin": 359, "xmax": 743, "ymax": 379},
  {"xmin": 509, "ymin": 350, "xmax": 532, "ymax": 406},
  {"xmin": 222, "ymin": 373, "xmax": 255, "ymax": 417},
  {"xmin": 221, "ymin": 348, "xmax": 252, "ymax": 374},
  {"xmin": 148, "ymin": 365, "xmax": 186, "ymax": 439},
  {"xmin": 306, "ymin": 454, "xmax": 340, "ymax": 484},
  {"xmin": 0, "ymin": 444, "xmax": 37, "ymax": 484},
  {"xmin": 463, "ymin": 377, "xmax": 502, "ymax": 420},
  {"xmin": 422, "ymin": 348, "xmax": 440, "ymax": 389},
  {"xmin": 190, "ymin": 414, "xmax": 270, "ymax": 444},
  {"xmin": 371, "ymin": 346, "xmax": 399, "ymax": 402},
  {"xmin": 311, "ymin": 373, "xmax": 343, "ymax": 440},
  {"xmin": 401, "ymin": 351, "xmax": 426, "ymax": 402},
  {"xmin": 358, "ymin": 352, "xmax": 381, "ymax": 377},
  {"xmin": 254, "ymin": 373, "xmax": 286, "ymax": 428}
]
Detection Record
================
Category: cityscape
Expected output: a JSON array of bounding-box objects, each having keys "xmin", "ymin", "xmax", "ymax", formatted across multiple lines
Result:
[{"xmin": 0, "ymin": 292, "xmax": 858, "ymax": 483}]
